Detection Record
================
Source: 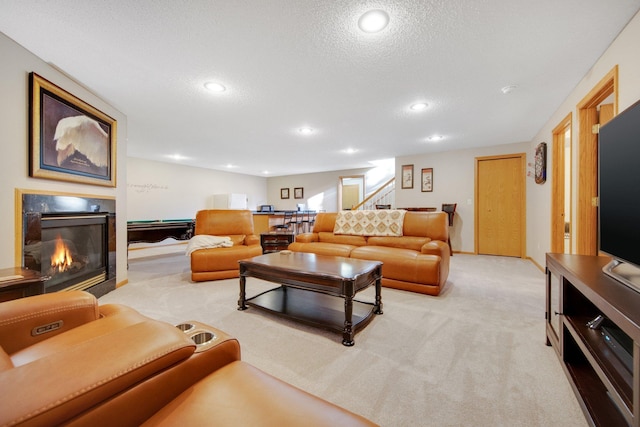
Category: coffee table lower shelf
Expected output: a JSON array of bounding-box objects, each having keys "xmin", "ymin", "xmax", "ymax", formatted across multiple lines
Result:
[{"xmin": 245, "ymin": 286, "xmax": 378, "ymax": 341}]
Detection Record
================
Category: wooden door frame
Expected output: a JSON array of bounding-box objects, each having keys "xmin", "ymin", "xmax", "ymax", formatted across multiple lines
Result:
[
  {"xmin": 576, "ymin": 65, "xmax": 618, "ymax": 255},
  {"xmin": 551, "ymin": 113, "xmax": 572, "ymax": 253},
  {"xmin": 338, "ymin": 175, "xmax": 364, "ymax": 211},
  {"xmin": 474, "ymin": 153, "xmax": 526, "ymax": 258}
]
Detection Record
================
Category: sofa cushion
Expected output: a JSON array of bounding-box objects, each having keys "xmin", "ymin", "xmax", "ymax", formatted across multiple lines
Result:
[
  {"xmin": 318, "ymin": 231, "xmax": 367, "ymax": 246},
  {"xmin": 402, "ymin": 211, "xmax": 448, "ymax": 241},
  {"xmin": 366, "ymin": 236, "xmax": 431, "ymax": 252},
  {"xmin": 312, "ymin": 212, "xmax": 339, "ymax": 232},
  {"xmin": 288, "ymin": 242, "xmax": 355, "ymax": 257},
  {"xmin": 350, "ymin": 246, "xmax": 441, "ymax": 286},
  {"xmin": 195, "ymin": 210, "xmax": 255, "ymax": 236}
]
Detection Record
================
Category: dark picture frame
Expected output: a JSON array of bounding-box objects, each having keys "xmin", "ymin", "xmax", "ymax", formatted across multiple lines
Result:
[
  {"xmin": 421, "ymin": 168, "xmax": 433, "ymax": 192},
  {"xmin": 535, "ymin": 142, "xmax": 547, "ymax": 184},
  {"xmin": 29, "ymin": 72, "xmax": 117, "ymax": 187},
  {"xmin": 401, "ymin": 164, "xmax": 414, "ymax": 189},
  {"xmin": 294, "ymin": 187, "xmax": 304, "ymax": 199},
  {"xmin": 280, "ymin": 188, "xmax": 290, "ymax": 199}
]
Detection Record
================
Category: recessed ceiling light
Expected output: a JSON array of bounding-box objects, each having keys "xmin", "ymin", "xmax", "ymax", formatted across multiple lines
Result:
[
  {"xmin": 501, "ymin": 85, "xmax": 517, "ymax": 94},
  {"xmin": 205, "ymin": 82, "xmax": 226, "ymax": 92},
  {"xmin": 165, "ymin": 154, "xmax": 187, "ymax": 161},
  {"xmin": 358, "ymin": 10, "xmax": 389, "ymax": 33},
  {"xmin": 225, "ymin": 163, "xmax": 235, "ymax": 168},
  {"xmin": 410, "ymin": 102, "xmax": 429, "ymax": 111},
  {"xmin": 262, "ymin": 170, "xmax": 270, "ymax": 175},
  {"xmin": 427, "ymin": 135, "xmax": 444, "ymax": 142},
  {"xmin": 298, "ymin": 127, "xmax": 314, "ymax": 135},
  {"xmin": 343, "ymin": 148, "xmax": 358, "ymax": 154}
]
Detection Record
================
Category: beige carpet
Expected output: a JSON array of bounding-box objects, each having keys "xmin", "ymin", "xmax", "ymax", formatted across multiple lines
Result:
[{"xmin": 99, "ymin": 253, "xmax": 587, "ymax": 427}]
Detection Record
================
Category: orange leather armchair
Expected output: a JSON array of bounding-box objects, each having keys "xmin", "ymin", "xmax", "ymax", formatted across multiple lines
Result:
[
  {"xmin": 0, "ymin": 291, "xmax": 376, "ymax": 426},
  {"xmin": 190, "ymin": 209, "xmax": 263, "ymax": 282}
]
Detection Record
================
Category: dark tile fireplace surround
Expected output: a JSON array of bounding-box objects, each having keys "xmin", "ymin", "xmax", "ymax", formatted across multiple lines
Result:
[{"xmin": 21, "ymin": 193, "xmax": 116, "ymax": 298}]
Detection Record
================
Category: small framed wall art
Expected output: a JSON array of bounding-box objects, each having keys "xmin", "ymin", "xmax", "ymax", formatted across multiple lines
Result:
[
  {"xmin": 401, "ymin": 164, "xmax": 414, "ymax": 189},
  {"xmin": 280, "ymin": 188, "xmax": 290, "ymax": 199},
  {"xmin": 421, "ymin": 168, "xmax": 433, "ymax": 192},
  {"xmin": 294, "ymin": 187, "xmax": 304, "ymax": 199}
]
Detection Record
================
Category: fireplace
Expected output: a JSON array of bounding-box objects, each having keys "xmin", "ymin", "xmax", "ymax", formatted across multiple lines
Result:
[{"xmin": 21, "ymin": 193, "xmax": 116, "ymax": 297}]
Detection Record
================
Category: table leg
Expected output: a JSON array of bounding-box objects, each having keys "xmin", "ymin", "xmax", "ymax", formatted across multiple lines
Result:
[
  {"xmin": 342, "ymin": 294, "xmax": 355, "ymax": 346},
  {"xmin": 374, "ymin": 274, "xmax": 383, "ymax": 315},
  {"xmin": 238, "ymin": 272, "xmax": 248, "ymax": 311}
]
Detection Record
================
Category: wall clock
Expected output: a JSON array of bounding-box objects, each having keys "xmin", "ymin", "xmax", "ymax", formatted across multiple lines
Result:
[{"xmin": 535, "ymin": 142, "xmax": 547, "ymax": 184}]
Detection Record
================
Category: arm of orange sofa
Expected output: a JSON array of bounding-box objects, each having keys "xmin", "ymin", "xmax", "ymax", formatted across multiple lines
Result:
[
  {"xmin": 421, "ymin": 240, "xmax": 449, "ymax": 257},
  {"xmin": 293, "ymin": 233, "xmax": 318, "ymax": 243},
  {"xmin": 0, "ymin": 290, "xmax": 100, "ymax": 354},
  {"xmin": 245, "ymin": 234, "xmax": 260, "ymax": 246}
]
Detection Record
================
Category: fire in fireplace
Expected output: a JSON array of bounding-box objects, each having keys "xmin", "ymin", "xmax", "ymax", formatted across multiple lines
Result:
[
  {"xmin": 25, "ymin": 213, "xmax": 108, "ymax": 293},
  {"xmin": 22, "ymin": 193, "xmax": 116, "ymax": 297}
]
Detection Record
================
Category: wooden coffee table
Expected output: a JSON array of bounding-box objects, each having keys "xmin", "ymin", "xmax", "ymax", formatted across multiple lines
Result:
[{"xmin": 238, "ymin": 252, "xmax": 383, "ymax": 346}]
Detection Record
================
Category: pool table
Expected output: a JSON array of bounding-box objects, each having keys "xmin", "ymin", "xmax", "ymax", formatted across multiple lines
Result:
[{"xmin": 127, "ymin": 219, "xmax": 195, "ymax": 245}]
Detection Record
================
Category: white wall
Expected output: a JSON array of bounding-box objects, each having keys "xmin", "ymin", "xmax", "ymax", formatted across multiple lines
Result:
[
  {"xmin": 0, "ymin": 32, "xmax": 128, "ymax": 284},
  {"xmin": 127, "ymin": 157, "xmax": 395, "ymax": 221},
  {"xmin": 396, "ymin": 142, "xmax": 531, "ymax": 254},
  {"xmin": 527, "ymin": 10, "xmax": 640, "ymax": 267},
  {"xmin": 127, "ymin": 157, "xmax": 267, "ymax": 220}
]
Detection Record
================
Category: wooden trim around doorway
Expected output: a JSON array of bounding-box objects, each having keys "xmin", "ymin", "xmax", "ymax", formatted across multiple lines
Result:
[
  {"xmin": 551, "ymin": 113, "xmax": 572, "ymax": 254},
  {"xmin": 576, "ymin": 65, "xmax": 618, "ymax": 255}
]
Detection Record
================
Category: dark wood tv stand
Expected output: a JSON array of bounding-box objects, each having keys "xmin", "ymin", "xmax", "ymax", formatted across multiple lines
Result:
[{"xmin": 546, "ymin": 253, "xmax": 640, "ymax": 427}]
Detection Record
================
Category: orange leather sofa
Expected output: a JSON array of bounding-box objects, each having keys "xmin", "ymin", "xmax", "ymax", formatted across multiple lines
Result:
[
  {"xmin": 0, "ymin": 291, "xmax": 377, "ymax": 426},
  {"xmin": 288, "ymin": 211, "xmax": 450, "ymax": 295},
  {"xmin": 190, "ymin": 209, "xmax": 263, "ymax": 282}
]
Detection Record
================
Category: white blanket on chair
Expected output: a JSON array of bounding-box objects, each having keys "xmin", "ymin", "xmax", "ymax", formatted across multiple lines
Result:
[
  {"xmin": 333, "ymin": 210, "xmax": 406, "ymax": 237},
  {"xmin": 185, "ymin": 235, "xmax": 233, "ymax": 256}
]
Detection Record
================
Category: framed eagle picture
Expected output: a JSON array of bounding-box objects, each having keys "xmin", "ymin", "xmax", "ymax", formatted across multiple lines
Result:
[{"xmin": 29, "ymin": 72, "xmax": 117, "ymax": 187}]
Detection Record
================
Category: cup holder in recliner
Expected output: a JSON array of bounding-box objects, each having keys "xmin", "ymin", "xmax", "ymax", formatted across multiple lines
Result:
[
  {"xmin": 175, "ymin": 323, "xmax": 195, "ymax": 332},
  {"xmin": 175, "ymin": 321, "xmax": 219, "ymax": 350},
  {"xmin": 191, "ymin": 331, "xmax": 216, "ymax": 346}
]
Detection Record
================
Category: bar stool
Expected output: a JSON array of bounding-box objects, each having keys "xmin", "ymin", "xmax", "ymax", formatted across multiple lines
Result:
[
  {"xmin": 274, "ymin": 211, "xmax": 294, "ymax": 232},
  {"xmin": 300, "ymin": 210, "xmax": 316, "ymax": 233},
  {"xmin": 287, "ymin": 211, "xmax": 303, "ymax": 234}
]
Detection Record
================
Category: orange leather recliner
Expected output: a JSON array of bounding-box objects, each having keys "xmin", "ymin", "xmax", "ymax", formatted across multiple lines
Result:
[
  {"xmin": 189, "ymin": 209, "xmax": 263, "ymax": 282},
  {"xmin": 0, "ymin": 291, "xmax": 377, "ymax": 426}
]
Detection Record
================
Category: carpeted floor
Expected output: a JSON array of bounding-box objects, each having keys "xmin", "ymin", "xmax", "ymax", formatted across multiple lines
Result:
[{"xmin": 99, "ymin": 253, "xmax": 588, "ymax": 427}]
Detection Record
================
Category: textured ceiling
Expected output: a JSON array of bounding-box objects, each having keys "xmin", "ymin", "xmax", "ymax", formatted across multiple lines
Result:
[{"xmin": 1, "ymin": 1, "xmax": 639, "ymax": 176}]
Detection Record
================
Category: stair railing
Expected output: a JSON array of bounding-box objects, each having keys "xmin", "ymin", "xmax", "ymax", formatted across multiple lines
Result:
[{"xmin": 351, "ymin": 178, "xmax": 395, "ymax": 210}]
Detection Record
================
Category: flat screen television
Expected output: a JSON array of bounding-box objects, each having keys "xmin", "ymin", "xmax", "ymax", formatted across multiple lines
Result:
[{"xmin": 599, "ymin": 98, "xmax": 640, "ymax": 291}]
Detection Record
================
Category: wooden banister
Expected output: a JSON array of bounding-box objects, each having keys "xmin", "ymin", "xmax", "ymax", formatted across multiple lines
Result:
[{"xmin": 352, "ymin": 178, "xmax": 395, "ymax": 210}]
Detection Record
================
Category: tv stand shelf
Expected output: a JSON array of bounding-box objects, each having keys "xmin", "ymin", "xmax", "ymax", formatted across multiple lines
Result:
[{"xmin": 546, "ymin": 253, "xmax": 640, "ymax": 427}]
